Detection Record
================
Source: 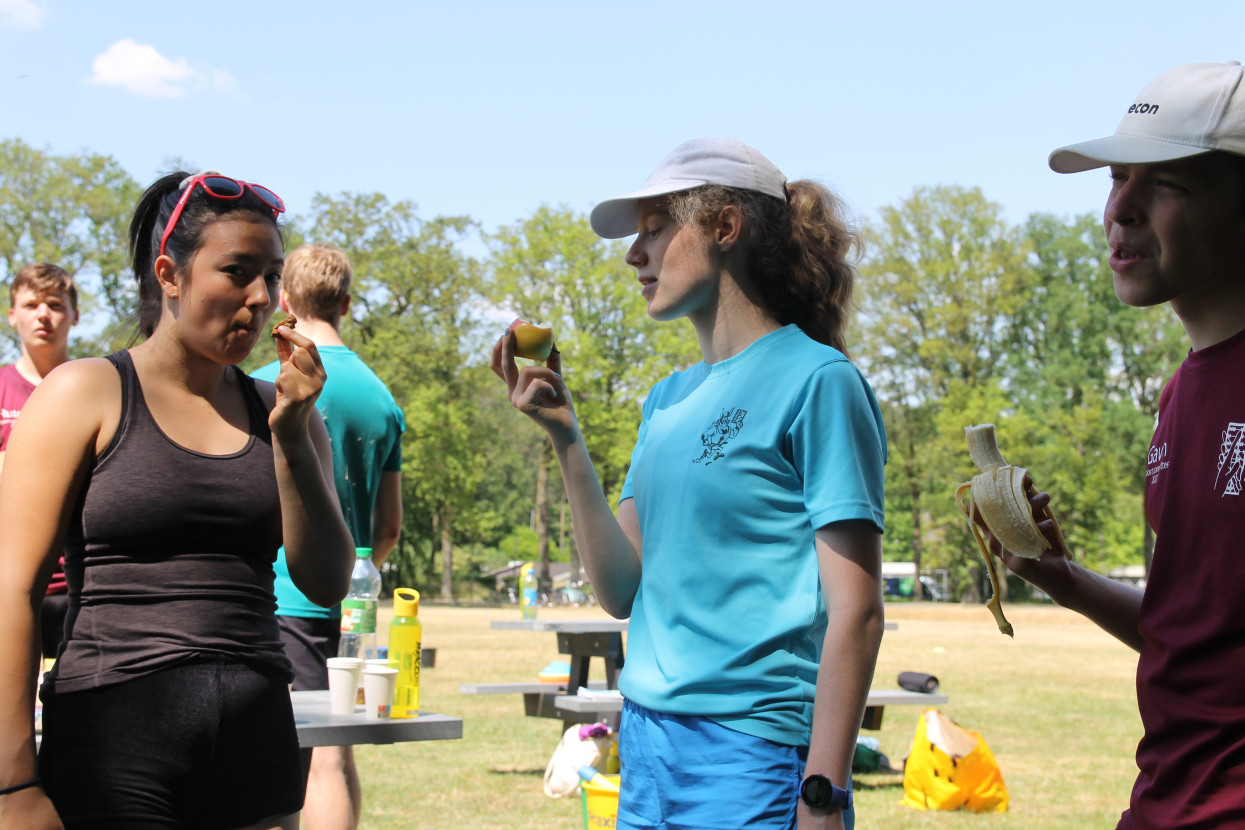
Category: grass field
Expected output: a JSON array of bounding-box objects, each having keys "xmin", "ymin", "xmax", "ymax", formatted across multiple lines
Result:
[{"xmin": 352, "ymin": 602, "xmax": 1142, "ymax": 829}]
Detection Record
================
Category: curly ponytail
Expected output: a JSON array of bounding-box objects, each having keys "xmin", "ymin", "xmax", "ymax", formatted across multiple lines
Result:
[{"xmin": 667, "ymin": 180, "xmax": 861, "ymax": 355}]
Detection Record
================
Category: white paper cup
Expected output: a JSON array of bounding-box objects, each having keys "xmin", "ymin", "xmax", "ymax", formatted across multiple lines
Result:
[
  {"xmin": 362, "ymin": 666, "xmax": 398, "ymax": 719},
  {"xmin": 327, "ymin": 657, "xmax": 363, "ymax": 715}
]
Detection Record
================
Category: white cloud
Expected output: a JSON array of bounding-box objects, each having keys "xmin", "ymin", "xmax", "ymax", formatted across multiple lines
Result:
[
  {"xmin": 87, "ymin": 38, "xmax": 237, "ymax": 100},
  {"xmin": 0, "ymin": 0, "xmax": 46, "ymax": 29}
]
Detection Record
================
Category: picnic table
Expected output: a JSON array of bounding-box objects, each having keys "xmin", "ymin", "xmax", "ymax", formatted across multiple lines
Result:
[
  {"xmin": 36, "ymin": 689, "xmax": 463, "ymax": 750},
  {"xmin": 461, "ymin": 618, "xmax": 628, "ymax": 729},
  {"xmin": 461, "ymin": 618, "xmax": 932, "ymax": 730},
  {"xmin": 290, "ymin": 690, "xmax": 463, "ymax": 747}
]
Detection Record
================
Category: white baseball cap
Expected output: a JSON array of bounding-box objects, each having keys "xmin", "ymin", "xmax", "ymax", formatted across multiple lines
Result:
[
  {"xmin": 1049, "ymin": 61, "xmax": 1245, "ymax": 173},
  {"xmin": 589, "ymin": 138, "xmax": 788, "ymax": 239}
]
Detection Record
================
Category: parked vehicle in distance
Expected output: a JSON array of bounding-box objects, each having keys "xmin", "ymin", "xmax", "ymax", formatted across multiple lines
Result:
[{"xmin": 882, "ymin": 562, "xmax": 949, "ymax": 602}]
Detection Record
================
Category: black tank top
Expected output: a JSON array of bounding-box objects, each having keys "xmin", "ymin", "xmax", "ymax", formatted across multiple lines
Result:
[{"xmin": 50, "ymin": 350, "xmax": 292, "ymax": 693}]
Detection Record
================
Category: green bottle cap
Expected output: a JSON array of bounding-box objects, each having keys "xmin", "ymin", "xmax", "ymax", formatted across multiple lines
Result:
[{"xmin": 355, "ymin": 547, "xmax": 373, "ymax": 558}]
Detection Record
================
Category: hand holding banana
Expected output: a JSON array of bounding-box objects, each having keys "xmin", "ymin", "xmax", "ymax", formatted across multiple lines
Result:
[{"xmin": 955, "ymin": 424, "xmax": 1070, "ymax": 637}]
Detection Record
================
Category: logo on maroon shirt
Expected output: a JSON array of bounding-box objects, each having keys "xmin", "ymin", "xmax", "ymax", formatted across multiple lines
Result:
[
  {"xmin": 1215, "ymin": 422, "xmax": 1245, "ymax": 497},
  {"xmin": 1146, "ymin": 442, "xmax": 1169, "ymax": 486}
]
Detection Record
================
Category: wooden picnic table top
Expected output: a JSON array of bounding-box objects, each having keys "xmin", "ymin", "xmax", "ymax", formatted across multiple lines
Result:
[
  {"xmin": 551, "ymin": 687, "xmax": 946, "ymax": 715},
  {"xmin": 490, "ymin": 618, "xmax": 630, "ymax": 633}
]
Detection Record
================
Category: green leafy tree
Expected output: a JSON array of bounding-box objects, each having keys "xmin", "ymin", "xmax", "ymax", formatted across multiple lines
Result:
[
  {"xmin": 0, "ymin": 139, "xmax": 140, "ymax": 357},
  {"xmin": 1015, "ymin": 213, "xmax": 1184, "ymax": 572},
  {"xmin": 858, "ymin": 186, "xmax": 1028, "ymax": 599},
  {"xmin": 271, "ymin": 192, "xmax": 489, "ymax": 598},
  {"xmin": 486, "ymin": 206, "xmax": 699, "ymax": 588}
]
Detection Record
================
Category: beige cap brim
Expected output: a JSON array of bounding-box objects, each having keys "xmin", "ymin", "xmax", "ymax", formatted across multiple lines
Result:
[{"xmin": 1049, "ymin": 133, "xmax": 1214, "ymax": 173}]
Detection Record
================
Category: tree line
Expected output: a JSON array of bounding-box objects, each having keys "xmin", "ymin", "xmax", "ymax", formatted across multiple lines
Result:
[{"xmin": 2, "ymin": 139, "xmax": 1182, "ymax": 602}]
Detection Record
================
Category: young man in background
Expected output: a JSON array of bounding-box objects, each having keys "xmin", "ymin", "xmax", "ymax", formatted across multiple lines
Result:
[
  {"xmin": 254, "ymin": 244, "xmax": 405, "ymax": 830},
  {"xmin": 1, "ymin": 263, "xmax": 79, "ymax": 658}
]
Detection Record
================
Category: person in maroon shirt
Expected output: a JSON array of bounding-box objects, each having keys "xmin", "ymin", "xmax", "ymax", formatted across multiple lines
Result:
[
  {"xmin": 1, "ymin": 263, "xmax": 79, "ymax": 658},
  {"xmin": 989, "ymin": 62, "xmax": 1245, "ymax": 829}
]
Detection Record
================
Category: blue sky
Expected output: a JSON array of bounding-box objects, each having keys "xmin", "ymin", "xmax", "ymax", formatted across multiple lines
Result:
[{"xmin": 3, "ymin": 0, "xmax": 1243, "ymax": 251}]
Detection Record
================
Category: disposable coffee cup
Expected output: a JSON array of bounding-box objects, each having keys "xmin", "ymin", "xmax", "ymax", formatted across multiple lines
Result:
[
  {"xmin": 361, "ymin": 658, "xmax": 389, "ymax": 703},
  {"xmin": 362, "ymin": 666, "xmax": 398, "ymax": 719},
  {"xmin": 327, "ymin": 657, "xmax": 363, "ymax": 714}
]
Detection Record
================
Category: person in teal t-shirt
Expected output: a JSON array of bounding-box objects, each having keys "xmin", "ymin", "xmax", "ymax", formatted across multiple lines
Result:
[
  {"xmin": 254, "ymin": 243, "xmax": 404, "ymax": 830},
  {"xmin": 493, "ymin": 139, "xmax": 886, "ymax": 830}
]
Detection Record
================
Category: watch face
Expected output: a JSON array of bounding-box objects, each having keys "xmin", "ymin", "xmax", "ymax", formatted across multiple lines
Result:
[
  {"xmin": 801, "ymin": 775, "xmax": 832, "ymax": 807},
  {"xmin": 801, "ymin": 774, "xmax": 851, "ymax": 809}
]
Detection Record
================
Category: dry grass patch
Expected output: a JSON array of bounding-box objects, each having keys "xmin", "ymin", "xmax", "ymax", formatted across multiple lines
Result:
[{"xmin": 352, "ymin": 603, "xmax": 1141, "ymax": 829}]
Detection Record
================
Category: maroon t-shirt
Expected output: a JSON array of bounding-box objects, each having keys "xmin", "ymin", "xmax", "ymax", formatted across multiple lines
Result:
[
  {"xmin": 0, "ymin": 363, "xmax": 66, "ymax": 595},
  {"xmin": 0, "ymin": 362, "xmax": 35, "ymax": 450},
  {"xmin": 1122, "ymin": 326, "xmax": 1245, "ymax": 829}
]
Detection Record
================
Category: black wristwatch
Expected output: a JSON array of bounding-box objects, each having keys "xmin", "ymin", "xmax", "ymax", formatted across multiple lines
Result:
[{"xmin": 800, "ymin": 774, "xmax": 852, "ymax": 810}]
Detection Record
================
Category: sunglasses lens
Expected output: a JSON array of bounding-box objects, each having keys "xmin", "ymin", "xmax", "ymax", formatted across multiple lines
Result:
[
  {"xmin": 250, "ymin": 184, "xmax": 285, "ymax": 214},
  {"xmin": 201, "ymin": 176, "xmax": 244, "ymax": 198}
]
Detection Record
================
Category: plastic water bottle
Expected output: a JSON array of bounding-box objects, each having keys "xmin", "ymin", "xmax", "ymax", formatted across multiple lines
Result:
[
  {"xmin": 520, "ymin": 562, "xmax": 538, "ymax": 620},
  {"xmin": 338, "ymin": 547, "xmax": 382, "ymax": 660},
  {"xmin": 389, "ymin": 587, "xmax": 422, "ymax": 718}
]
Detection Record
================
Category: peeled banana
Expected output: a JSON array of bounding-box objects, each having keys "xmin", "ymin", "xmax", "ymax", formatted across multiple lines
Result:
[{"xmin": 955, "ymin": 424, "xmax": 1069, "ymax": 637}]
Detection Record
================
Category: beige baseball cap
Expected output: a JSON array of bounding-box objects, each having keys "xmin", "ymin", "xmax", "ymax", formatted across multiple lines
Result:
[
  {"xmin": 590, "ymin": 138, "xmax": 787, "ymax": 239},
  {"xmin": 1049, "ymin": 61, "xmax": 1245, "ymax": 173}
]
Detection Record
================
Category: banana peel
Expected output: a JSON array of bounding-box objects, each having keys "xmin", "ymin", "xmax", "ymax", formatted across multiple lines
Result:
[{"xmin": 955, "ymin": 424, "xmax": 1070, "ymax": 637}]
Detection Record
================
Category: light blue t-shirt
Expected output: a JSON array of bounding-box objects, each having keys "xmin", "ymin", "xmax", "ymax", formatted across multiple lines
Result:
[
  {"xmin": 617, "ymin": 325, "xmax": 886, "ymax": 746},
  {"xmin": 253, "ymin": 346, "xmax": 405, "ymax": 618}
]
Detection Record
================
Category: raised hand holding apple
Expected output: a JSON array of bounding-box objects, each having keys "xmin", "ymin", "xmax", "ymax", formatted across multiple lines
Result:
[
  {"xmin": 509, "ymin": 319, "xmax": 555, "ymax": 361},
  {"xmin": 491, "ymin": 319, "xmax": 576, "ymax": 443}
]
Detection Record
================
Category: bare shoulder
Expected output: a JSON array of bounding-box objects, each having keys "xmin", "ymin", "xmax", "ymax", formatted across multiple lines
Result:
[
  {"xmin": 35, "ymin": 357, "xmax": 121, "ymax": 404},
  {"xmin": 9, "ymin": 357, "xmax": 122, "ymax": 457}
]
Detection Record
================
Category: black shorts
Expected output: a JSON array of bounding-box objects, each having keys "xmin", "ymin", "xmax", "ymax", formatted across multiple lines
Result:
[
  {"xmin": 38, "ymin": 657, "xmax": 303, "ymax": 828},
  {"xmin": 278, "ymin": 614, "xmax": 340, "ymax": 691}
]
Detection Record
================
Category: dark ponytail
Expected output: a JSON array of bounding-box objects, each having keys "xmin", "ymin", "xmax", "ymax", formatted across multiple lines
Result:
[
  {"xmin": 667, "ymin": 181, "xmax": 862, "ymax": 355},
  {"xmin": 128, "ymin": 172, "xmax": 187, "ymax": 339},
  {"xmin": 127, "ymin": 171, "xmax": 284, "ymax": 339}
]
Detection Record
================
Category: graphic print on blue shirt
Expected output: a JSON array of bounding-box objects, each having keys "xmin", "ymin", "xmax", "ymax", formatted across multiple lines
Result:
[{"xmin": 694, "ymin": 408, "xmax": 748, "ymax": 465}]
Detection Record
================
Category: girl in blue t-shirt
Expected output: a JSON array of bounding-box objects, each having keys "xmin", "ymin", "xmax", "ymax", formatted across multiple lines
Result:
[{"xmin": 492, "ymin": 138, "xmax": 887, "ymax": 830}]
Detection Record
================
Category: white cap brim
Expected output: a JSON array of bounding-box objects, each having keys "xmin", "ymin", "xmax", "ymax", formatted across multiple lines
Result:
[
  {"xmin": 1048, "ymin": 134, "xmax": 1213, "ymax": 173},
  {"xmin": 589, "ymin": 178, "xmax": 709, "ymax": 239}
]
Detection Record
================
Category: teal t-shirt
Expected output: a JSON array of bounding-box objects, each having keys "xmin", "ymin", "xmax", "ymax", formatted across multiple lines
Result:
[
  {"xmin": 253, "ymin": 346, "xmax": 405, "ymax": 618},
  {"xmin": 618, "ymin": 325, "xmax": 886, "ymax": 746}
]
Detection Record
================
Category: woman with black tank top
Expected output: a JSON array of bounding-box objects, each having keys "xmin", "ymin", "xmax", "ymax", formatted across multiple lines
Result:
[{"xmin": 0, "ymin": 172, "xmax": 355, "ymax": 829}]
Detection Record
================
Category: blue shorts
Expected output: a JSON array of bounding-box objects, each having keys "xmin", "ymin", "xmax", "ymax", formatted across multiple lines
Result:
[{"xmin": 616, "ymin": 700, "xmax": 855, "ymax": 830}]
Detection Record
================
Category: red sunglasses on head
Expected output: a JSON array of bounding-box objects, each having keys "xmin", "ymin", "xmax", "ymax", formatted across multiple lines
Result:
[{"xmin": 159, "ymin": 173, "xmax": 286, "ymax": 260}]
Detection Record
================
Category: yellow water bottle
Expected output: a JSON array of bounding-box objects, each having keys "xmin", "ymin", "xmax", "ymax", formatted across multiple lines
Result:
[
  {"xmin": 605, "ymin": 738, "xmax": 620, "ymax": 774},
  {"xmin": 389, "ymin": 588, "xmax": 421, "ymax": 718}
]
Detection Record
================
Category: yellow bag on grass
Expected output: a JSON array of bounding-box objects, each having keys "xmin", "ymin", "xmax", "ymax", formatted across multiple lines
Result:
[{"xmin": 902, "ymin": 708, "xmax": 1008, "ymax": 812}]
